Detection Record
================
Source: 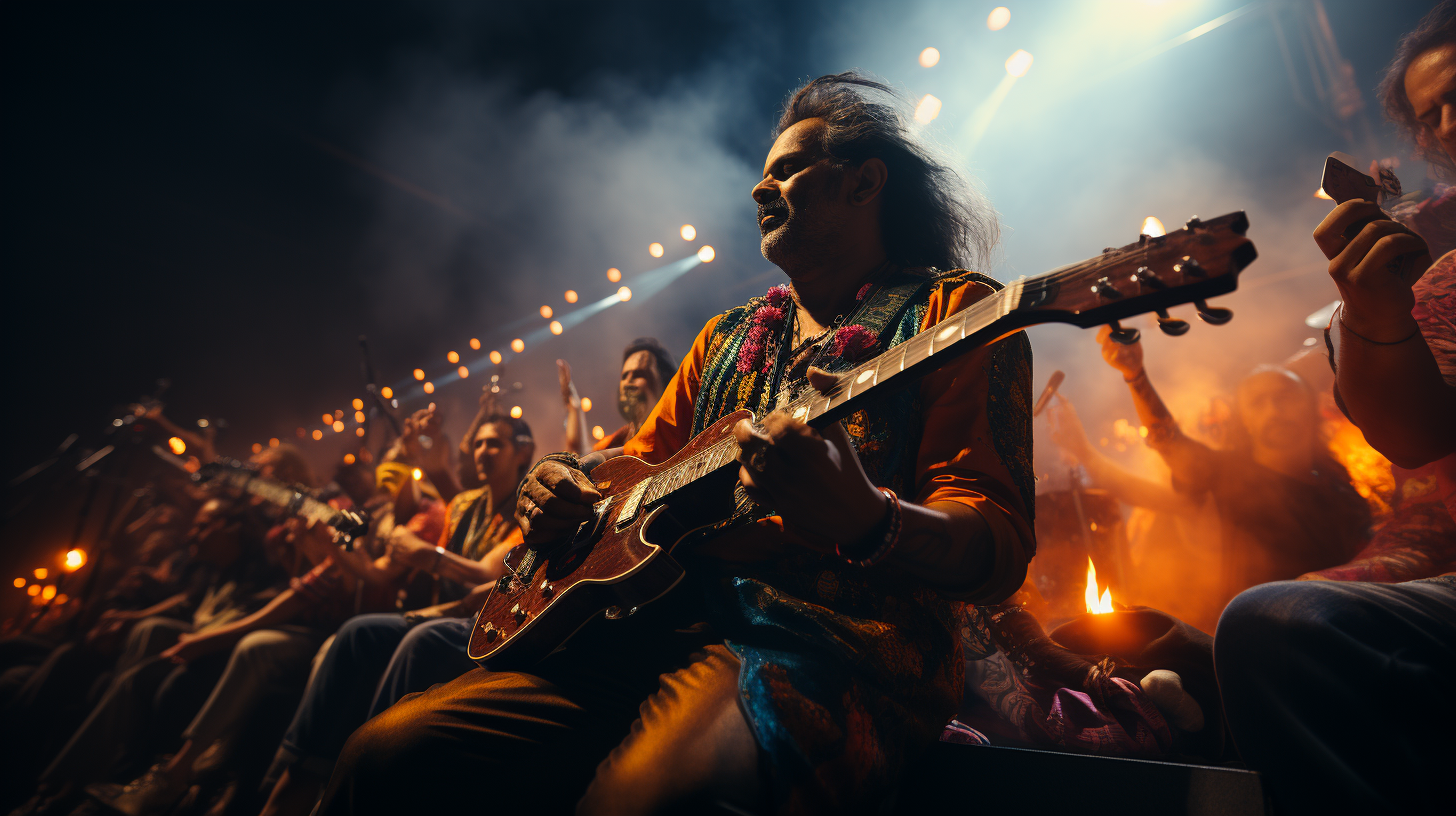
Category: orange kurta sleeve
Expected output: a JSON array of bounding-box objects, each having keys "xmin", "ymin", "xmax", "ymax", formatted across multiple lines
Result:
[
  {"xmin": 911, "ymin": 278, "xmax": 1037, "ymax": 604},
  {"xmin": 622, "ymin": 313, "xmax": 723, "ymax": 465}
]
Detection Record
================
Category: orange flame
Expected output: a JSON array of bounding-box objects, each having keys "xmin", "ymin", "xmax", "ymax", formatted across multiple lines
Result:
[{"xmin": 1084, "ymin": 557, "xmax": 1113, "ymax": 614}]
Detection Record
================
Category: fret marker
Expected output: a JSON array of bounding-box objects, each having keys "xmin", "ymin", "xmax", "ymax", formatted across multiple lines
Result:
[
  {"xmin": 792, "ymin": 406, "xmax": 808, "ymax": 420},
  {"xmin": 937, "ymin": 325, "xmax": 959, "ymax": 342},
  {"xmin": 856, "ymin": 370, "xmax": 874, "ymax": 384}
]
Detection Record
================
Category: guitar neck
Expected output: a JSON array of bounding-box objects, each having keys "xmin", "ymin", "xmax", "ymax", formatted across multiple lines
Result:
[
  {"xmin": 637, "ymin": 210, "xmax": 1254, "ymax": 508},
  {"xmin": 217, "ymin": 470, "xmax": 338, "ymax": 527}
]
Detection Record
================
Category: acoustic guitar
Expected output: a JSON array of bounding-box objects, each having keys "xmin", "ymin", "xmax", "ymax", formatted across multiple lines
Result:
[{"xmin": 470, "ymin": 211, "xmax": 1257, "ymax": 666}]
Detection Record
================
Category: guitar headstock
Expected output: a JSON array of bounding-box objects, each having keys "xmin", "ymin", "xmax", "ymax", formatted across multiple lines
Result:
[{"xmin": 1013, "ymin": 211, "xmax": 1255, "ymax": 343}]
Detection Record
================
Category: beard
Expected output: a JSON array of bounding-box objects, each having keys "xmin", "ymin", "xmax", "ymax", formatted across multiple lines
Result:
[
  {"xmin": 758, "ymin": 195, "xmax": 834, "ymax": 270},
  {"xmin": 618, "ymin": 385, "xmax": 649, "ymax": 424}
]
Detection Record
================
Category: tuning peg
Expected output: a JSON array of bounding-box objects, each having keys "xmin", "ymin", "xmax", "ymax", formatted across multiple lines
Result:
[
  {"xmin": 1195, "ymin": 300, "xmax": 1233, "ymax": 325},
  {"xmin": 1173, "ymin": 256, "xmax": 1206, "ymax": 278},
  {"xmin": 1107, "ymin": 321, "xmax": 1141, "ymax": 345},
  {"xmin": 1132, "ymin": 266, "xmax": 1166, "ymax": 289},
  {"xmin": 1155, "ymin": 309, "xmax": 1190, "ymax": 336}
]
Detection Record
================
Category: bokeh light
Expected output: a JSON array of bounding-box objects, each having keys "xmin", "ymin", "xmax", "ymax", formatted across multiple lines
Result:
[
  {"xmin": 33, "ymin": 568, "xmax": 46, "ymax": 580},
  {"xmin": 607, "ymin": 267, "xmax": 622, "ymax": 282},
  {"xmin": 511, "ymin": 339, "xmax": 525, "ymax": 353},
  {"xmin": 510, "ymin": 406, "xmax": 523, "ymax": 419},
  {"xmin": 987, "ymin": 6, "xmax": 1010, "ymax": 30},
  {"xmin": 381, "ymin": 386, "xmax": 393, "ymax": 399},
  {"xmin": 413, "ymin": 369, "xmax": 425, "ymax": 380},
  {"xmin": 470, "ymin": 337, "xmax": 481, "ymax": 350},
  {"xmin": 322, "ymin": 413, "xmax": 334, "ymax": 424},
  {"xmin": 12, "ymin": 577, "xmax": 24, "ymax": 588},
  {"xmin": 680, "ymin": 224, "xmax": 696, "ymax": 241},
  {"xmin": 490, "ymin": 350, "xmax": 503, "ymax": 364},
  {"xmin": 28, "ymin": 584, "xmax": 40, "ymax": 596},
  {"xmin": 334, "ymin": 409, "xmax": 344, "ymax": 420},
  {"xmin": 697, "ymin": 245, "xmax": 715, "ymax": 263},
  {"xmin": 564, "ymin": 289, "xmax": 578, "ymax": 303},
  {"xmin": 65, "ymin": 549, "xmax": 86, "ymax": 571},
  {"xmin": 355, "ymin": 410, "xmax": 366, "ymax": 423},
  {"xmin": 618, "ymin": 286, "xmax": 633, "ymax": 302},
  {"xmin": 592, "ymin": 425, "xmax": 605, "ymax": 440},
  {"xmin": 312, "ymin": 429, "xmax": 324, "ymax": 440},
  {"xmin": 458, "ymin": 366, "xmax": 470, "ymax": 378},
  {"xmin": 344, "ymin": 453, "xmax": 356, "ymax": 465},
  {"xmin": 41, "ymin": 585, "xmax": 56, "ymax": 601},
  {"xmin": 539, "ymin": 305, "xmax": 553, "ymax": 318},
  {"xmin": 412, "ymin": 468, "xmax": 423, "ymax": 481},
  {"xmin": 423, "ymin": 382, "xmax": 435, "ymax": 394},
  {"xmin": 167, "ymin": 436, "xmax": 186, "ymax": 456},
  {"xmin": 914, "ymin": 94, "xmax": 942, "ymax": 124},
  {"xmin": 269, "ymin": 438, "xmax": 279, "ymax": 447},
  {"xmin": 447, "ymin": 350, "xmax": 460, "ymax": 364},
  {"xmin": 352, "ymin": 398, "xmax": 363, "ymax": 410},
  {"xmin": 333, "ymin": 420, "xmax": 345, "ymax": 432},
  {"xmin": 1005, "ymin": 49, "xmax": 1034, "ymax": 77},
  {"xmin": 252, "ymin": 442, "xmax": 263, "ymax": 454},
  {"xmin": 1314, "ymin": 187, "xmax": 1333, "ymax": 200},
  {"xmin": 919, "ymin": 47, "xmax": 940, "ymax": 67},
  {"xmin": 355, "ymin": 427, "xmax": 365, "ymax": 437},
  {"xmin": 1140, "ymin": 216, "xmax": 1166, "ymax": 237},
  {"xmin": 549, "ymin": 320, "xmax": 563, "ymax": 335},
  {"xmin": 580, "ymin": 397, "xmax": 592, "ymax": 412},
  {"xmin": 648, "ymin": 242, "xmax": 664, "ymax": 258}
]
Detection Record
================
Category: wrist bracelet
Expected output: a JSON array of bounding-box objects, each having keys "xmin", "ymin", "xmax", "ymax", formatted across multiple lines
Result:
[
  {"xmin": 1337, "ymin": 314, "xmax": 1420, "ymax": 346},
  {"xmin": 837, "ymin": 487, "xmax": 901, "ymax": 567}
]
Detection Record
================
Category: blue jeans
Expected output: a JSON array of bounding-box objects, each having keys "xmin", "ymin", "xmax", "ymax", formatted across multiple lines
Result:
[
  {"xmin": 275, "ymin": 614, "xmax": 478, "ymax": 779},
  {"xmin": 368, "ymin": 617, "xmax": 475, "ymax": 718},
  {"xmin": 1214, "ymin": 577, "xmax": 1456, "ymax": 815}
]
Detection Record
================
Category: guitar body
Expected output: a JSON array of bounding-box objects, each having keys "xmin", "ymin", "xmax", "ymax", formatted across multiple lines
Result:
[{"xmin": 468, "ymin": 410, "xmax": 750, "ymax": 666}]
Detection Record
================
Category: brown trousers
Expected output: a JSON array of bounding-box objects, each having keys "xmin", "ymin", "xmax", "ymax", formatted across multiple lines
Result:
[{"xmin": 320, "ymin": 615, "xmax": 764, "ymax": 816}]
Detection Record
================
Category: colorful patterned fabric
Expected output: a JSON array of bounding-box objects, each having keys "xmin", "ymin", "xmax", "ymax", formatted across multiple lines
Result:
[{"xmin": 626, "ymin": 268, "xmax": 1037, "ymax": 812}]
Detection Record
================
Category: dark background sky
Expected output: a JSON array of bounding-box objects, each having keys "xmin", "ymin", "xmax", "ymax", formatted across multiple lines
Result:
[{"xmin": 1, "ymin": 1, "xmax": 1441, "ymax": 576}]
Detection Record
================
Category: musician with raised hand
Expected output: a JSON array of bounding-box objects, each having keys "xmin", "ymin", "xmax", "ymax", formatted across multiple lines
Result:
[{"xmin": 322, "ymin": 72, "xmax": 1035, "ymax": 816}]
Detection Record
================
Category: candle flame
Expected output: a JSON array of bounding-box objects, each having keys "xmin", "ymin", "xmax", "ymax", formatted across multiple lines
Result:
[{"xmin": 1085, "ymin": 557, "xmax": 1114, "ymax": 614}]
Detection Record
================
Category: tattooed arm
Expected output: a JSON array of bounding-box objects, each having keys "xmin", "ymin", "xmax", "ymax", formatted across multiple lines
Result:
[{"xmin": 1097, "ymin": 326, "xmax": 1218, "ymax": 496}]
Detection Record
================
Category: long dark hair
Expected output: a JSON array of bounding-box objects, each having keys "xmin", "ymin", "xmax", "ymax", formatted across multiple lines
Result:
[
  {"xmin": 775, "ymin": 71, "xmax": 998, "ymax": 272},
  {"xmin": 1377, "ymin": 1, "xmax": 1456, "ymax": 178}
]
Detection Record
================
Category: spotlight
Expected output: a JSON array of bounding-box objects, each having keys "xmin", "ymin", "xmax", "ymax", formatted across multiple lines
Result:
[
  {"xmin": 1005, "ymin": 49, "xmax": 1033, "ymax": 77},
  {"xmin": 648, "ymin": 243, "xmax": 664, "ymax": 258},
  {"xmin": 914, "ymin": 94, "xmax": 943, "ymax": 123},
  {"xmin": 617, "ymin": 286, "xmax": 632, "ymax": 302},
  {"xmin": 680, "ymin": 224, "xmax": 696, "ymax": 241},
  {"xmin": 919, "ymin": 47, "xmax": 940, "ymax": 67},
  {"xmin": 697, "ymin": 245, "xmax": 716, "ymax": 263}
]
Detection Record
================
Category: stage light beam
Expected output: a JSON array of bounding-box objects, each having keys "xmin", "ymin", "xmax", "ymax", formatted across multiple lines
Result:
[
  {"xmin": 697, "ymin": 245, "xmax": 716, "ymax": 263},
  {"xmin": 1005, "ymin": 49, "xmax": 1033, "ymax": 77}
]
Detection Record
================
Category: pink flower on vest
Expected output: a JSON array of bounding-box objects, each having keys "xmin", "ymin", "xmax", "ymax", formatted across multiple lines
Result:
[{"xmin": 830, "ymin": 325, "xmax": 877, "ymax": 361}]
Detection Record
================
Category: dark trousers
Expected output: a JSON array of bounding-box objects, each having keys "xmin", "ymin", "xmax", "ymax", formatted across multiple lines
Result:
[
  {"xmin": 367, "ymin": 616, "xmax": 474, "ymax": 718},
  {"xmin": 1214, "ymin": 577, "xmax": 1456, "ymax": 816},
  {"xmin": 320, "ymin": 615, "xmax": 762, "ymax": 816}
]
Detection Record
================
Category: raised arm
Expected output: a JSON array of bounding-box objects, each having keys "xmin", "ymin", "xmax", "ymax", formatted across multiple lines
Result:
[
  {"xmin": 558, "ymin": 359, "xmax": 590, "ymax": 457},
  {"xmin": 1315, "ymin": 200, "xmax": 1456, "ymax": 468},
  {"xmin": 1044, "ymin": 395, "xmax": 1202, "ymax": 516},
  {"xmin": 1097, "ymin": 326, "xmax": 1218, "ymax": 496}
]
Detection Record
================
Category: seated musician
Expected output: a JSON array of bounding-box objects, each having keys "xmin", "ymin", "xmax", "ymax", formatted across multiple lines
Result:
[
  {"xmin": 558, "ymin": 337, "xmax": 677, "ymax": 455},
  {"xmin": 321, "ymin": 72, "xmax": 1036, "ymax": 815}
]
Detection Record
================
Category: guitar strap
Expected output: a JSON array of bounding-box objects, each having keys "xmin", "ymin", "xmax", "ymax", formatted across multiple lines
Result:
[{"xmin": 772, "ymin": 266, "xmax": 938, "ymax": 404}]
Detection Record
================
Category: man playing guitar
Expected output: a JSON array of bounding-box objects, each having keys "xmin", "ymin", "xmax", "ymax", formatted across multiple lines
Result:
[{"xmin": 322, "ymin": 72, "xmax": 1038, "ymax": 815}]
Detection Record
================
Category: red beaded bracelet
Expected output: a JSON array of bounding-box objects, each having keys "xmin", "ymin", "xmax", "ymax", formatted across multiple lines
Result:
[{"xmin": 838, "ymin": 487, "xmax": 901, "ymax": 567}]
